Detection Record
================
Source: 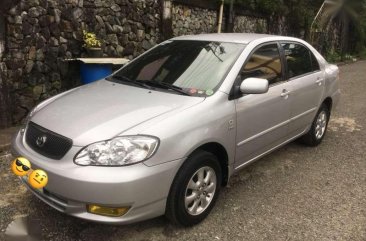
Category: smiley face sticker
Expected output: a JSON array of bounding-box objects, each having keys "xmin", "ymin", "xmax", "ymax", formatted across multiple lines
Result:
[
  {"xmin": 11, "ymin": 157, "xmax": 49, "ymax": 189},
  {"xmin": 11, "ymin": 157, "xmax": 31, "ymax": 176},
  {"xmin": 28, "ymin": 169, "xmax": 48, "ymax": 189}
]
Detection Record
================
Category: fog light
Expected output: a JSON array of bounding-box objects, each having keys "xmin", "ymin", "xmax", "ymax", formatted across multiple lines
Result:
[{"xmin": 87, "ymin": 205, "xmax": 130, "ymax": 217}]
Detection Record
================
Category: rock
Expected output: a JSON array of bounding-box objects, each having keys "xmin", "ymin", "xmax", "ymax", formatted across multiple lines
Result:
[
  {"xmin": 59, "ymin": 37, "xmax": 68, "ymax": 44},
  {"xmin": 142, "ymin": 40, "xmax": 152, "ymax": 50},
  {"xmin": 60, "ymin": 20, "xmax": 73, "ymax": 32},
  {"xmin": 116, "ymin": 45, "xmax": 124, "ymax": 56},
  {"xmin": 72, "ymin": 8, "xmax": 83, "ymax": 19},
  {"xmin": 105, "ymin": 22, "xmax": 114, "ymax": 33},
  {"xmin": 36, "ymin": 36, "xmax": 46, "ymax": 49},
  {"xmin": 33, "ymin": 85, "xmax": 44, "ymax": 97},
  {"xmin": 27, "ymin": 0, "xmax": 40, "ymax": 7},
  {"xmin": 111, "ymin": 4, "xmax": 121, "ymax": 11},
  {"xmin": 36, "ymin": 49, "xmax": 45, "ymax": 61},
  {"xmin": 104, "ymin": 45, "xmax": 116, "ymax": 56},
  {"xmin": 113, "ymin": 25, "xmax": 123, "ymax": 34},
  {"xmin": 106, "ymin": 34, "xmax": 118, "ymax": 45},
  {"xmin": 9, "ymin": 6, "xmax": 20, "ymax": 16},
  {"xmin": 49, "ymin": 37, "xmax": 59, "ymax": 46},
  {"xmin": 28, "ymin": 47, "xmax": 37, "ymax": 60},
  {"xmin": 29, "ymin": 7, "xmax": 41, "ymax": 18},
  {"xmin": 137, "ymin": 29, "xmax": 145, "ymax": 40},
  {"xmin": 96, "ymin": 15, "xmax": 104, "ymax": 26},
  {"xmin": 53, "ymin": 9, "xmax": 61, "ymax": 24},
  {"xmin": 25, "ymin": 61, "xmax": 34, "ymax": 73},
  {"xmin": 35, "ymin": 61, "xmax": 50, "ymax": 73}
]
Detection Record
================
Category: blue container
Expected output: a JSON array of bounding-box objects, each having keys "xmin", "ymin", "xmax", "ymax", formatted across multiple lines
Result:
[{"xmin": 80, "ymin": 63, "xmax": 112, "ymax": 84}]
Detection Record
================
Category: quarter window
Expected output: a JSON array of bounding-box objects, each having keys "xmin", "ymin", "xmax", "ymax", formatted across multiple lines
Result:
[
  {"xmin": 240, "ymin": 44, "xmax": 283, "ymax": 86},
  {"xmin": 281, "ymin": 43, "xmax": 318, "ymax": 78}
]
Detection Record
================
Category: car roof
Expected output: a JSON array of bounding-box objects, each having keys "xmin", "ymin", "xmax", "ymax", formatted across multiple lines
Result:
[{"xmin": 171, "ymin": 33, "xmax": 300, "ymax": 44}]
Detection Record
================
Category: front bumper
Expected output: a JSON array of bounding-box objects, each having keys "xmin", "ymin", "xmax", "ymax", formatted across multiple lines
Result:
[{"xmin": 12, "ymin": 130, "xmax": 184, "ymax": 224}]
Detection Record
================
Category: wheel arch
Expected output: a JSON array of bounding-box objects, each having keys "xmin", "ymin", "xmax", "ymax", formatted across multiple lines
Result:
[
  {"xmin": 322, "ymin": 97, "xmax": 333, "ymax": 114},
  {"xmin": 189, "ymin": 142, "xmax": 230, "ymax": 187}
]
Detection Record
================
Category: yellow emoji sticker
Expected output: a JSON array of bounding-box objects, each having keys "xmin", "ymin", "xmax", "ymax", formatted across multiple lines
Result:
[
  {"xmin": 28, "ymin": 169, "xmax": 48, "ymax": 189},
  {"xmin": 11, "ymin": 157, "xmax": 31, "ymax": 176}
]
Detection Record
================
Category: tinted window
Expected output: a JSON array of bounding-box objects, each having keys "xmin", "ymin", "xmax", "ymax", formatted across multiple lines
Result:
[
  {"xmin": 281, "ymin": 43, "xmax": 314, "ymax": 78},
  {"xmin": 310, "ymin": 51, "xmax": 320, "ymax": 71},
  {"xmin": 241, "ymin": 44, "xmax": 282, "ymax": 85},
  {"xmin": 113, "ymin": 40, "xmax": 245, "ymax": 97}
]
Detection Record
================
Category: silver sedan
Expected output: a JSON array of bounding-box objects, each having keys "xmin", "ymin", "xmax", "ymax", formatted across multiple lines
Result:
[{"xmin": 12, "ymin": 33, "xmax": 340, "ymax": 226}]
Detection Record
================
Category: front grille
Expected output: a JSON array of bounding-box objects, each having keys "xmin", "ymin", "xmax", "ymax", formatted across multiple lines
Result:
[{"xmin": 25, "ymin": 121, "xmax": 73, "ymax": 160}]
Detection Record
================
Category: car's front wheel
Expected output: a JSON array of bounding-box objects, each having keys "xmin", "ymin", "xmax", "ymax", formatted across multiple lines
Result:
[{"xmin": 166, "ymin": 150, "xmax": 222, "ymax": 226}]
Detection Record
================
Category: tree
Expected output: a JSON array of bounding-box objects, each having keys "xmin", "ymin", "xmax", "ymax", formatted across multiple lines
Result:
[{"xmin": 311, "ymin": 0, "xmax": 366, "ymax": 57}]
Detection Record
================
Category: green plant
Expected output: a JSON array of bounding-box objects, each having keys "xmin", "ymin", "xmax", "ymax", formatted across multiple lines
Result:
[
  {"xmin": 326, "ymin": 50, "xmax": 341, "ymax": 63},
  {"xmin": 82, "ymin": 30, "xmax": 102, "ymax": 49}
]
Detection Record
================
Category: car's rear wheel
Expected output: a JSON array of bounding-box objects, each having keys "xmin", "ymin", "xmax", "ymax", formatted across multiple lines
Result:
[
  {"xmin": 166, "ymin": 150, "xmax": 221, "ymax": 226},
  {"xmin": 299, "ymin": 104, "xmax": 330, "ymax": 146}
]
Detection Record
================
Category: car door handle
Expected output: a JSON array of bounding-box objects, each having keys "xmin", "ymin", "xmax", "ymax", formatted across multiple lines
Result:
[
  {"xmin": 280, "ymin": 90, "xmax": 290, "ymax": 98},
  {"xmin": 316, "ymin": 78, "xmax": 324, "ymax": 86}
]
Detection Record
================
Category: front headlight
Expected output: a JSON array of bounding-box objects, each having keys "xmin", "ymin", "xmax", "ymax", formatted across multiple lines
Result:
[{"xmin": 74, "ymin": 136, "xmax": 159, "ymax": 166}]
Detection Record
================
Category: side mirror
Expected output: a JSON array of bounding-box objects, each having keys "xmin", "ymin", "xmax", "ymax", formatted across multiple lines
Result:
[{"xmin": 240, "ymin": 78, "xmax": 269, "ymax": 94}]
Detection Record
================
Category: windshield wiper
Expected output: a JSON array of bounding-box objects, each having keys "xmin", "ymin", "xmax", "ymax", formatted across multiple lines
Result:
[
  {"xmin": 144, "ymin": 80, "xmax": 191, "ymax": 96},
  {"xmin": 107, "ymin": 75, "xmax": 153, "ymax": 90}
]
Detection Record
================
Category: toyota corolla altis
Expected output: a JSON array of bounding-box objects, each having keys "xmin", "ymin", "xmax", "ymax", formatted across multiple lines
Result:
[{"xmin": 12, "ymin": 33, "xmax": 340, "ymax": 226}]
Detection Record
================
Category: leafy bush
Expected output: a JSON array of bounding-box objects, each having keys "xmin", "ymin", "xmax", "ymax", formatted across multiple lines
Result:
[{"xmin": 326, "ymin": 51, "xmax": 341, "ymax": 63}]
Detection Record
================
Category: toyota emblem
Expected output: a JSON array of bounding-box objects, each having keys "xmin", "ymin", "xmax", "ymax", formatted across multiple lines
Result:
[{"xmin": 36, "ymin": 136, "xmax": 47, "ymax": 147}]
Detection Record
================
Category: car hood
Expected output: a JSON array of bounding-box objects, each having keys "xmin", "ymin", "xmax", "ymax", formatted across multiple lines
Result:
[{"xmin": 31, "ymin": 80, "xmax": 204, "ymax": 146}]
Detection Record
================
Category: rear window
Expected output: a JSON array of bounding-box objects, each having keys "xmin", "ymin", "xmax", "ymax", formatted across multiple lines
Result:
[{"xmin": 281, "ymin": 43, "xmax": 315, "ymax": 79}]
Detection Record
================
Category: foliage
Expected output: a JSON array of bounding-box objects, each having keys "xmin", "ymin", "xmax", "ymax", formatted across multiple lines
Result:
[
  {"xmin": 82, "ymin": 30, "xmax": 102, "ymax": 49},
  {"xmin": 325, "ymin": 50, "xmax": 342, "ymax": 63},
  {"xmin": 228, "ymin": 0, "xmax": 366, "ymax": 58}
]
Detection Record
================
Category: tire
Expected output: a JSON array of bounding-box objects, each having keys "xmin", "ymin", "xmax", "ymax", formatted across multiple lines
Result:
[
  {"xmin": 166, "ymin": 150, "xmax": 222, "ymax": 226},
  {"xmin": 299, "ymin": 104, "xmax": 330, "ymax": 146}
]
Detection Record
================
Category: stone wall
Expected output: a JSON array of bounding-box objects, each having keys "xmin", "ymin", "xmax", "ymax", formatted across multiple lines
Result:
[
  {"xmin": 172, "ymin": 3, "xmax": 218, "ymax": 36},
  {"xmin": 233, "ymin": 15, "xmax": 267, "ymax": 34},
  {"xmin": 0, "ymin": 0, "xmax": 274, "ymax": 128},
  {"xmin": 1, "ymin": 0, "xmax": 161, "ymax": 126}
]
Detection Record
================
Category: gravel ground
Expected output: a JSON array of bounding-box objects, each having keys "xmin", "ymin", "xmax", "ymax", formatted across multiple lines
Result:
[{"xmin": 1, "ymin": 61, "xmax": 366, "ymax": 241}]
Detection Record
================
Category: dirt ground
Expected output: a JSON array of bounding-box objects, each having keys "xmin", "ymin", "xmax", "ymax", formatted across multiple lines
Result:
[{"xmin": 1, "ymin": 61, "xmax": 366, "ymax": 241}]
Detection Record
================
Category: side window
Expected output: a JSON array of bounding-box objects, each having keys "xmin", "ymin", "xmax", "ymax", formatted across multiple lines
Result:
[
  {"xmin": 310, "ymin": 52, "xmax": 320, "ymax": 71},
  {"xmin": 241, "ymin": 44, "xmax": 283, "ymax": 86},
  {"xmin": 281, "ymin": 43, "xmax": 314, "ymax": 78}
]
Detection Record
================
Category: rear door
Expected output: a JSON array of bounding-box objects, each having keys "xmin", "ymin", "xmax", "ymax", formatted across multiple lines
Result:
[{"xmin": 280, "ymin": 42, "xmax": 325, "ymax": 136}]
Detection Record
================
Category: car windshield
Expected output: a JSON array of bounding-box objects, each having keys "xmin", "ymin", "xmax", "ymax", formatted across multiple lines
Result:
[{"xmin": 110, "ymin": 40, "xmax": 246, "ymax": 97}]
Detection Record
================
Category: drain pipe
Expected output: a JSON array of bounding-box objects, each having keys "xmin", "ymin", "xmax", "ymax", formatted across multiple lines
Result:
[{"xmin": 218, "ymin": 0, "xmax": 224, "ymax": 33}]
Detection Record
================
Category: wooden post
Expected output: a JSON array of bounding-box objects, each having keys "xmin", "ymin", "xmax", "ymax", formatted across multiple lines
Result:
[
  {"xmin": 217, "ymin": 0, "xmax": 224, "ymax": 33},
  {"xmin": 161, "ymin": 0, "xmax": 173, "ymax": 40}
]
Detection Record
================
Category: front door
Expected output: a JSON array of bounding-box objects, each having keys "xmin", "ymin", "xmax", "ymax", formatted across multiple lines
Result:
[{"xmin": 234, "ymin": 43, "xmax": 291, "ymax": 168}]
